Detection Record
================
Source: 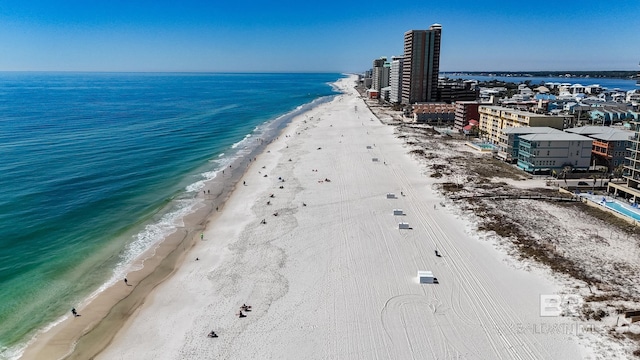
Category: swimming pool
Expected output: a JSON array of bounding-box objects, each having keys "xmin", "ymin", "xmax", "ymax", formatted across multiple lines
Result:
[
  {"xmin": 466, "ymin": 142, "xmax": 498, "ymax": 152},
  {"xmin": 605, "ymin": 202, "xmax": 640, "ymax": 221},
  {"xmin": 476, "ymin": 143, "xmax": 496, "ymax": 149}
]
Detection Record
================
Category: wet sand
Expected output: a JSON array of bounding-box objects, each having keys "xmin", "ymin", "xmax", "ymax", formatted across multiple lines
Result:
[{"xmin": 21, "ymin": 112, "xmax": 273, "ymax": 359}]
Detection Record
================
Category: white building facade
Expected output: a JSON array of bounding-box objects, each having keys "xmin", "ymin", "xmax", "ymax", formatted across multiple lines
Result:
[{"xmin": 389, "ymin": 56, "xmax": 403, "ymax": 104}]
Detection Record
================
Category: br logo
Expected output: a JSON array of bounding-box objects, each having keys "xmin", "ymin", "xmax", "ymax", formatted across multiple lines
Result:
[{"xmin": 540, "ymin": 294, "xmax": 582, "ymax": 317}]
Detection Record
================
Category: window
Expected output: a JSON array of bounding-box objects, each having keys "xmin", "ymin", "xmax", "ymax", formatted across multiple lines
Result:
[
  {"xmin": 576, "ymin": 151, "xmax": 579, "ymax": 156},
  {"xmin": 547, "ymin": 150, "xmax": 550, "ymax": 156}
]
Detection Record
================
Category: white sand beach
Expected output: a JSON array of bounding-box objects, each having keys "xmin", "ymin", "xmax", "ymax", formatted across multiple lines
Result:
[{"xmin": 89, "ymin": 76, "xmax": 598, "ymax": 359}]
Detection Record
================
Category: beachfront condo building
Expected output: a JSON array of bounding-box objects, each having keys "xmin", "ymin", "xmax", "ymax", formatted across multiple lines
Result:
[
  {"xmin": 389, "ymin": 56, "xmax": 403, "ymax": 104},
  {"xmin": 498, "ymin": 126, "xmax": 563, "ymax": 163},
  {"xmin": 516, "ymin": 132, "xmax": 593, "ymax": 173},
  {"xmin": 608, "ymin": 120, "xmax": 640, "ymax": 204},
  {"xmin": 412, "ymin": 103, "xmax": 455, "ymax": 124},
  {"xmin": 565, "ymin": 126, "xmax": 634, "ymax": 172},
  {"xmin": 453, "ymin": 101, "xmax": 482, "ymax": 132},
  {"xmin": 372, "ymin": 57, "xmax": 390, "ymax": 92},
  {"xmin": 478, "ymin": 105, "xmax": 568, "ymax": 145},
  {"xmin": 402, "ymin": 24, "xmax": 441, "ymax": 105}
]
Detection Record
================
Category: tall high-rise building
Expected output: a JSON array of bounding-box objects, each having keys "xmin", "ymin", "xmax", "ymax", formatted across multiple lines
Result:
[
  {"xmin": 389, "ymin": 56, "xmax": 403, "ymax": 104},
  {"xmin": 372, "ymin": 57, "xmax": 388, "ymax": 92},
  {"xmin": 401, "ymin": 24, "xmax": 442, "ymax": 104}
]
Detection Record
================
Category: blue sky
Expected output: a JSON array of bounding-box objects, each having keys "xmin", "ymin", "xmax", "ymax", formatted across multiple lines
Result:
[{"xmin": 0, "ymin": 0, "xmax": 639, "ymax": 72}]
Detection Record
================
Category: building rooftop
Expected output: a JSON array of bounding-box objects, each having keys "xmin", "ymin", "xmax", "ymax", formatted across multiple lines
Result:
[
  {"xmin": 519, "ymin": 133, "xmax": 593, "ymax": 142},
  {"xmin": 565, "ymin": 126, "xmax": 623, "ymax": 135},
  {"xmin": 566, "ymin": 126, "xmax": 635, "ymax": 141},
  {"xmin": 589, "ymin": 131, "xmax": 634, "ymax": 141},
  {"xmin": 534, "ymin": 86, "xmax": 550, "ymax": 93},
  {"xmin": 502, "ymin": 126, "xmax": 563, "ymax": 135},
  {"xmin": 479, "ymin": 105, "xmax": 565, "ymax": 117}
]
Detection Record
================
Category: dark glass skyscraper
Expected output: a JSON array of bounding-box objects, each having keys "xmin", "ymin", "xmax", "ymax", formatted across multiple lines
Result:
[{"xmin": 402, "ymin": 24, "xmax": 441, "ymax": 104}]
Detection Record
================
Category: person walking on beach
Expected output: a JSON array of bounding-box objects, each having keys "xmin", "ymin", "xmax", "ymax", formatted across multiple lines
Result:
[
  {"xmin": 200, "ymin": 233, "xmax": 204, "ymax": 240},
  {"xmin": 71, "ymin": 308, "xmax": 78, "ymax": 317},
  {"xmin": 124, "ymin": 278, "xmax": 128, "ymax": 285}
]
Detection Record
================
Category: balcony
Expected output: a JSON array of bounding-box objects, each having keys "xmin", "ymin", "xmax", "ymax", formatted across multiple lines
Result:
[
  {"xmin": 593, "ymin": 150, "xmax": 613, "ymax": 159},
  {"xmin": 625, "ymin": 156, "xmax": 640, "ymax": 164},
  {"xmin": 623, "ymin": 174, "xmax": 640, "ymax": 183}
]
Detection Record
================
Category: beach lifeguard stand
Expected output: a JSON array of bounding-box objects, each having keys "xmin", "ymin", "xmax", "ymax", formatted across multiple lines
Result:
[{"xmin": 417, "ymin": 271, "xmax": 434, "ymax": 284}]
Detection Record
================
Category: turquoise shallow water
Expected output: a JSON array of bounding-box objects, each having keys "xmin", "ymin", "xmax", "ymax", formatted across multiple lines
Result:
[{"xmin": 0, "ymin": 72, "xmax": 341, "ymax": 358}]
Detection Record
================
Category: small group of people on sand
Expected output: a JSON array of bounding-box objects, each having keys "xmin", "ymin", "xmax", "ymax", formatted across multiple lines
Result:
[
  {"xmin": 237, "ymin": 304, "xmax": 252, "ymax": 318},
  {"xmin": 209, "ymin": 304, "xmax": 253, "ymax": 337}
]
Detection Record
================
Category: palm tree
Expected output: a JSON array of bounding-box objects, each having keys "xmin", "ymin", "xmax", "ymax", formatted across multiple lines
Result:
[
  {"xmin": 591, "ymin": 174, "xmax": 598, "ymax": 191},
  {"xmin": 561, "ymin": 165, "xmax": 572, "ymax": 185},
  {"xmin": 613, "ymin": 164, "xmax": 625, "ymax": 180}
]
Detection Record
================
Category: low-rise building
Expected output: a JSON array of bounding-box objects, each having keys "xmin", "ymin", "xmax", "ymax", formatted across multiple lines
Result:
[
  {"xmin": 453, "ymin": 101, "xmax": 482, "ymax": 132},
  {"xmin": 565, "ymin": 126, "xmax": 634, "ymax": 171},
  {"xmin": 412, "ymin": 103, "xmax": 456, "ymax": 124},
  {"xmin": 462, "ymin": 119, "xmax": 479, "ymax": 135},
  {"xmin": 516, "ymin": 132, "xmax": 593, "ymax": 173},
  {"xmin": 478, "ymin": 105, "xmax": 568, "ymax": 145},
  {"xmin": 381, "ymin": 86, "xmax": 391, "ymax": 102},
  {"xmin": 608, "ymin": 120, "xmax": 640, "ymax": 204},
  {"xmin": 499, "ymin": 126, "xmax": 563, "ymax": 163},
  {"xmin": 589, "ymin": 108, "xmax": 629, "ymax": 125}
]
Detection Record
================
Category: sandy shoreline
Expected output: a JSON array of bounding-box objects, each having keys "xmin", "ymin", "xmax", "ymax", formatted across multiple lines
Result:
[
  {"xmin": 19, "ymin": 93, "xmax": 307, "ymax": 359},
  {"xmin": 24, "ymin": 75, "xmax": 598, "ymax": 359}
]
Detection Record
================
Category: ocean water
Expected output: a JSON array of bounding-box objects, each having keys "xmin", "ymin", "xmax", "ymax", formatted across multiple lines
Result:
[{"xmin": 0, "ymin": 72, "xmax": 341, "ymax": 358}]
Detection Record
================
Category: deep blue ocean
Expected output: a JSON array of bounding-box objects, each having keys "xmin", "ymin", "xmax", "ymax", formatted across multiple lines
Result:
[{"xmin": 0, "ymin": 72, "xmax": 341, "ymax": 359}]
